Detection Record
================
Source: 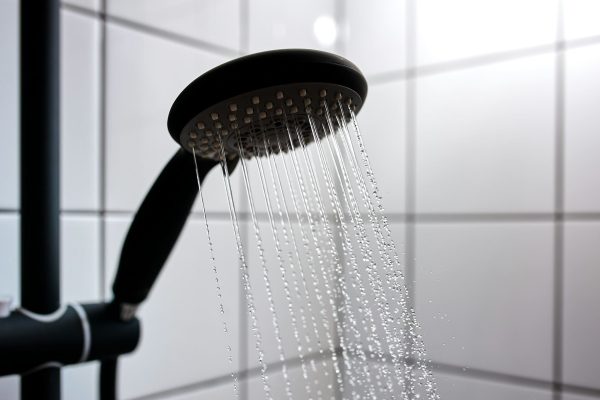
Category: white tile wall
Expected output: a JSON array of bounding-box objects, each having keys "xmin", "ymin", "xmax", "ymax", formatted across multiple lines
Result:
[
  {"xmin": 61, "ymin": 10, "xmax": 101, "ymax": 210},
  {"xmin": 62, "ymin": 363, "xmax": 98, "ymax": 400},
  {"xmin": 344, "ymin": 0, "xmax": 407, "ymax": 76},
  {"xmin": 61, "ymin": 216, "xmax": 101, "ymax": 303},
  {"xmin": 563, "ymin": 0, "xmax": 600, "ymax": 41},
  {"xmin": 0, "ymin": 0, "xmax": 19, "ymax": 209},
  {"xmin": 0, "ymin": 376, "xmax": 19, "ymax": 400},
  {"xmin": 105, "ymin": 23, "xmax": 230, "ymax": 213},
  {"xmin": 104, "ymin": 216, "xmax": 241, "ymax": 398},
  {"xmin": 564, "ymin": 44, "xmax": 600, "ymax": 212},
  {"xmin": 354, "ymin": 81, "xmax": 406, "ymax": 213},
  {"xmin": 434, "ymin": 372, "xmax": 552, "ymax": 400},
  {"xmin": 248, "ymin": 0, "xmax": 337, "ymax": 52},
  {"xmin": 563, "ymin": 222, "xmax": 600, "ymax": 390},
  {"xmin": 415, "ymin": 222, "xmax": 554, "ymax": 380},
  {"xmin": 107, "ymin": 0, "xmax": 241, "ymax": 52},
  {"xmin": 416, "ymin": 0, "xmax": 558, "ymax": 66},
  {"xmin": 416, "ymin": 54, "xmax": 556, "ymax": 213},
  {"xmin": 0, "ymin": 215, "xmax": 19, "ymax": 304}
]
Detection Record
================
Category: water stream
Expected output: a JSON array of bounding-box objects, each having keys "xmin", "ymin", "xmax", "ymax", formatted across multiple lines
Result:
[{"xmin": 191, "ymin": 109, "xmax": 439, "ymax": 400}]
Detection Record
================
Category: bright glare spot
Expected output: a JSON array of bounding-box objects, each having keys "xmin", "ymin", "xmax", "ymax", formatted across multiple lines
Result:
[{"xmin": 313, "ymin": 15, "xmax": 337, "ymax": 47}]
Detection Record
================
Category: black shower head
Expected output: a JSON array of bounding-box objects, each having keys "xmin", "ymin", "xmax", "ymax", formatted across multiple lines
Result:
[
  {"xmin": 112, "ymin": 49, "xmax": 367, "ymax": 317},
  {"xmin": 167, "ymin": 49, "xmax": 368, "ymax": 160}
]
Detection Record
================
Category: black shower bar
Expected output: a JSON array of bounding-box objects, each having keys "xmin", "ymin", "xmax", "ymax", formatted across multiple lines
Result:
[
  {"xmin": 7, "ymin": 1, "xmax": 143, "ymax": 399},
  {"xmin": 19, "ymin": 0, "xmax": 62, "ymax": 397}
]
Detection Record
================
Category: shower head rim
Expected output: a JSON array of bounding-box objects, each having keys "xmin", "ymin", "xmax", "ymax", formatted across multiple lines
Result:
[{"xmin": 167, "ymin": 48, "xmax": 368, "ymax": 148}]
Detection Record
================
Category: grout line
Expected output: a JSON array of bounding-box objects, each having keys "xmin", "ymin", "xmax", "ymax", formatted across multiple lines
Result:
[
  {"xmin": 126, "ymin": 349, "xmax": 340, "ymax": 400},
  {"xmin": 7, "ymin": 209, "xmax": 599, "ymax": 223},
  {"xmin": 553, "ymin": 2, "xmax": 566, "ymax": 399},
  {"xmin": 368, "ymin": 34, "xmax": 600, "ymax": 86},
  {"xmin": 61, "ymin": 3, "xmax": 240, "ymax": 58},
  {"xmin": 98, "ymin": 0, "xmax": 108, "ymax": 302}
]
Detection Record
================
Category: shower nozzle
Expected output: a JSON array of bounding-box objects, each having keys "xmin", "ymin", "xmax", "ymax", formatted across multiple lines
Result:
[
  {"xmin": 167, "ymin": 49, "xmax": 368, "ymax": 160},
  {"xmin": 112, "ymin": 49, "xmax": 367, "ymax": 317}
]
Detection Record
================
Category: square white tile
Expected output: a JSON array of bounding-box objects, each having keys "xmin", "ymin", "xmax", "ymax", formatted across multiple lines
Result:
[
  {"xmin": 434, "ymin": 372, "xmax": 552, "ymax": 400},
  {"xmin": 563, "ymin": 0, "xmax": 600, "ymax": 41},
  {"xmin": 564, "ymin": 44, "xmax": 600, "ymax": 213},
  {"xmin": 61, "ymin": 10, "xmax": 101, "ymax": 210},
  {"xmin": 353, "ymin": 81, "xmax": 406, "ymax": 213},
  {"xmin": 61, "ymin": 216, "xmax": 100, "ymax": 303},
  {"xmin": 416, "ymin": 0, "xmax": 558, "ymax": 66},
  {"xmin": 416, "ymin": 54, "xmax": 556, "ymax": 213},
  {"xmin": 248, "ymin": 0, "xmax": 337, "ymax": 52},
  {"xmin": 344, "ymin": 0, "xmax": 407, "ymax": 76},
  {"xmin": 415, "ymin": 222, "xmax": 554, "ymax": 380},
  {"xmin": 0, "ymin": 376, "xmax": 18, "ymax": 400},
  {"xmin": 104, "ymin": 216, "xmax": 241, "ymax": 398},
  {"xmin": 563, "ymin": 222, "xmax": 600, "ymax": 390},
  {"xmin": 0, "ymin": 215, "xmax": 19, "ymax": 305},
  {"xmin": 62, "ymin": 363, "xmax": 99, "ymax": 400},
  {"xmin": 105, "ymin": 24, "xmax": 230, "ymax": 213},
  {"xmin": 107, "ymin": 0, "xmax": 241, "ymax": 52},
  {"xmin": 0, "ymin": 0, "xmax": 19, "ymax": 209}
]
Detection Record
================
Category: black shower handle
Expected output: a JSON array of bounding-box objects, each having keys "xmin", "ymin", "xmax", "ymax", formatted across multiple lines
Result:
[{"xmin": 111, "ymin": 148, "xmax": 237, "ymax": 319}]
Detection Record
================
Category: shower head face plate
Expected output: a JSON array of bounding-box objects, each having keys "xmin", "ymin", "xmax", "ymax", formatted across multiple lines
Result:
[{"xmin": 167, "ymin": 49, "xmax": 368, "ymax": 161}]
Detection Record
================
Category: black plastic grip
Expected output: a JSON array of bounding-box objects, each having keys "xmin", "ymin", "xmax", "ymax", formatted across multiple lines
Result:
[
  {"xmin": 0, "ymin": 303, "xmax": 139, "ymax": 376},
  {"xmin": 112, "ymin": 149, "xmax": 221, "ymax": 306}
]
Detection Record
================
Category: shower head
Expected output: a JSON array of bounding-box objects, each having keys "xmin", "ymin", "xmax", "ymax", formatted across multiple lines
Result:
[
  {"xmin": 167, "ymin": 49, "xmax": 368, "ymax": 160},
  {"xmin": 112, "ymin": 49, "xmax": 368, "ymax": 318}
]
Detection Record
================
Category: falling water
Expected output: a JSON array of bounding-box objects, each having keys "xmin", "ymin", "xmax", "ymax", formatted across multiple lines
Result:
[
  {"xmin": 192, "ymin": 148, "xmax": 240, "ymax": 398},
  {"xmin": 192, "ymin": 100, "xmax": 439, "ymax": 400}
]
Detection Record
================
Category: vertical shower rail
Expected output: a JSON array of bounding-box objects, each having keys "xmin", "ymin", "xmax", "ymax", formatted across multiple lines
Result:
[{"xmin": 20, "ymin": 0, "xmax": 62, "ymax": 398}]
